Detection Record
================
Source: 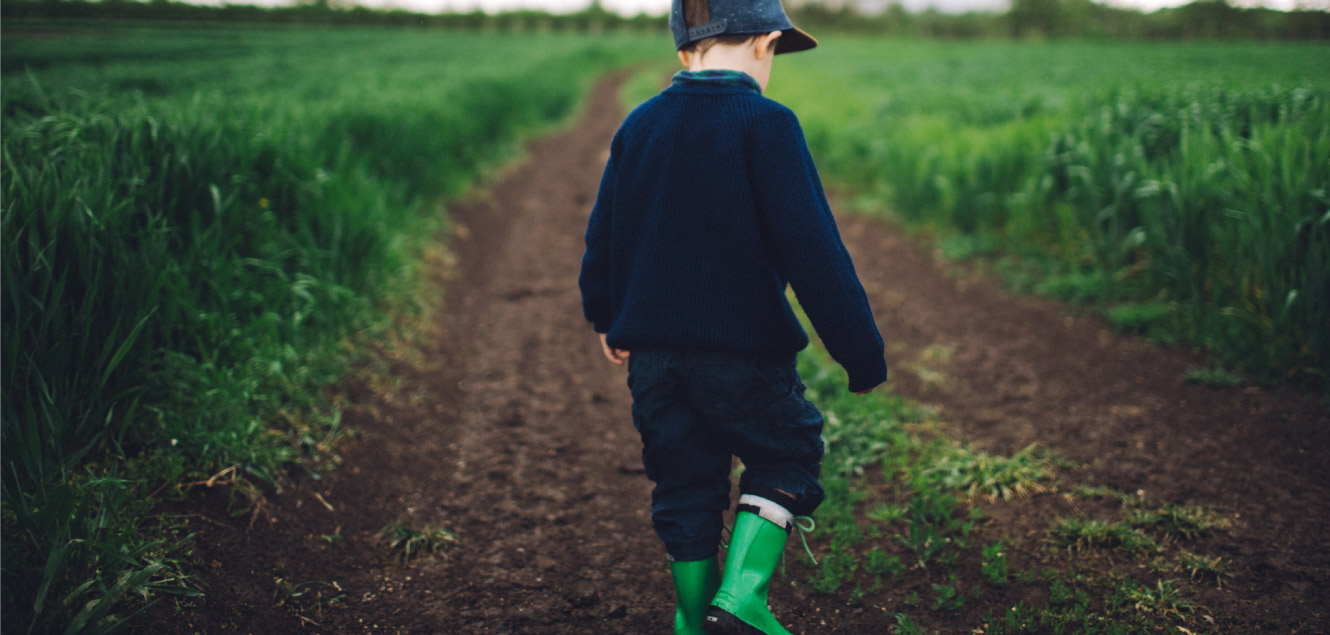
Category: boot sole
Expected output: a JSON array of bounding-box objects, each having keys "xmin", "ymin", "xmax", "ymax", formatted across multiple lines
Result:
[{"xmin": 702, "ymin": 607, "xmax": 765, "ymax": 635}]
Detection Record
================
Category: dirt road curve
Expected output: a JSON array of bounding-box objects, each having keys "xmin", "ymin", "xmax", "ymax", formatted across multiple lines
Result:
[{"xmin": 141, "ymin": 73, "xmax": 1329, "ymax": 634}]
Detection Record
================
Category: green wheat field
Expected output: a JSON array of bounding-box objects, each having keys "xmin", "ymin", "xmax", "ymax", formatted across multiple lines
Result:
[{"xmin": 770, "ymin": 40, "xmax": 1329, "ymax": 380}]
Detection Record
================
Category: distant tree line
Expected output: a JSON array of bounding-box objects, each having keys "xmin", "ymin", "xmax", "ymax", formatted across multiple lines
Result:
[
  {"xmin": 0, "ymin": 0, "xmax": 661, "ymax": 31},
  {"xmin": 2, "ymin": 0, "xmax": 1327, "ymax": 39},
  {"xmin": 793, "ymin": 0, "xmax": 1330, "ymax": 38}
]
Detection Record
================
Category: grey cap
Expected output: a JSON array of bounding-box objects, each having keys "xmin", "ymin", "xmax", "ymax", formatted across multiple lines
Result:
[{"xmin": 670, "ymin": 0, "xmax": 818, "ymax": 55}]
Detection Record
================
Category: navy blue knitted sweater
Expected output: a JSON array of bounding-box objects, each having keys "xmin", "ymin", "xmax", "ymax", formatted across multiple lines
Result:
[{"xmin": 579, "ymin": 71, "xmax": 887, "ymax": 393}]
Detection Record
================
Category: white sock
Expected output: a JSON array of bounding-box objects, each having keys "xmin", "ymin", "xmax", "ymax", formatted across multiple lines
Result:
[{"xmin": 737, "ymin": 494, "xmax": 793, "ymax": 530}]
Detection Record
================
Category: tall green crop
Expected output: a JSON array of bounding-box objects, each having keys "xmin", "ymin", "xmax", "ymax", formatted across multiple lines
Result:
[
  {"xmin": 772, "ymin": 39, "xmax": 1330, "ymax": 382},
  {"xmin": 2, "ymin": 23, "xmax": 656, "ymax": 633}
]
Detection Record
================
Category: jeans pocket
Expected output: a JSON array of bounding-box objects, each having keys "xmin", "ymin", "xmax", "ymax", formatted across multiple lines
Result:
[{"xmin": 690, "ymin": 357, "xmax": 792, "ymax": 420}]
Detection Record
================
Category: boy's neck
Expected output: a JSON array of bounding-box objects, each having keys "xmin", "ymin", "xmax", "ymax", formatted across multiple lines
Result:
[
  {"xmin": 688, "ymin": 52, "xmax": 770, "ymax": 91},
  {"xmin": 688, "ymin": 48, "xmax": 761, "ymax": 76},
  {"xmin": 681, "ymin": 33, "xmax": 779, "ymax": 92}
]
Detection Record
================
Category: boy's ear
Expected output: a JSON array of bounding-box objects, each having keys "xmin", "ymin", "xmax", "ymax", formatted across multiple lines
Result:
[
  {"xmin": 754, "ymin": 31, "xmax": 782, "ymax": 60},
  {"xmin": 678, "ymin": 49, "xmax": 690, "ymax": 67}
]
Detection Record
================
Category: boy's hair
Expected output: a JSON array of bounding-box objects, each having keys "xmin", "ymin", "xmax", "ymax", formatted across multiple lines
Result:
[{"xmin": 680, "ymin": 0, "xmax": 765, "ymax": 57}]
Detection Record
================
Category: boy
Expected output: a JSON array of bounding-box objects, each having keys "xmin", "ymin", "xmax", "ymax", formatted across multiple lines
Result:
[{"xmin": 578, "ymin": 0, "xmax": 887, "ymax": 632}]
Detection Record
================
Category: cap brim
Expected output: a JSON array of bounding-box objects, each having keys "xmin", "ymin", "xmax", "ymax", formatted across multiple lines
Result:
[{"xmin": 775, "ymin": 27, "xmax": 817, "ymax": 55}]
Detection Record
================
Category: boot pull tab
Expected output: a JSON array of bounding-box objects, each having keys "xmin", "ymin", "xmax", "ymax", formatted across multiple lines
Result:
[
  {"xmin": 792, "ymin": 516, "xmax": 817, "ymax": 566},
  {"xmin": 778, "ymin": 516, "xmax": 818, "ymax": 578}
]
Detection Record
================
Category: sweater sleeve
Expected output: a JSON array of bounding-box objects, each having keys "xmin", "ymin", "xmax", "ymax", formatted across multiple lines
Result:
[
  {"xmin": 748, "ymin": 106, "xmax": 888, "ymax": 393},
  {"xmin": 579, "ymin": 136, "xmax": 618, "ymax": 334}
]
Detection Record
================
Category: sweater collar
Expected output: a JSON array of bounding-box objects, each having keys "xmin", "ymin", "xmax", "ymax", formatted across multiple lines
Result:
[{"xmin": 671, "ymin": 70, "xmax": 762, "ymax": 95}]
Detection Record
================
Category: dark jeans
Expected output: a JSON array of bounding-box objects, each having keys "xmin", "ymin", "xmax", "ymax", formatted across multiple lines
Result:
[{"xmin": 626, "ymin": 348, "xmax": 826, "ymax": 561}]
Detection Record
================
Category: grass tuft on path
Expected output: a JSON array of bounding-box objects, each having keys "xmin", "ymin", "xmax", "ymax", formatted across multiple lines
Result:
[{"xmin": 791, "ymin": 320, "xmax": 1233, "ymax": 633}]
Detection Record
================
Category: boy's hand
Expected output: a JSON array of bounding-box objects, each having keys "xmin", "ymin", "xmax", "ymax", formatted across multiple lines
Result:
[{"xmin": 600, "ymin": 333, "xmax": 630, "ymax": 365}]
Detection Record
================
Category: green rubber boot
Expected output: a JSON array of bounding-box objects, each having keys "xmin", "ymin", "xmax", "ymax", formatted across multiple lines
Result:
[
  {"xmin": 672, "ymin": 556, "xmax": 721, "ymax": 635},
  {"xmin": 704, "ymin": 511, "xmax": 793, "ymax": 635}
]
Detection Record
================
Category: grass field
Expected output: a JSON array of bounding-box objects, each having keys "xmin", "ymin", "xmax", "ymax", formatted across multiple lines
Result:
[
  {"xmin": 1, "ymin": 22, "xmax": 657, "ymax": 633},
  {"xmin": 767, "ymin": 39, "xmax": 1330, "ymax": 384}
]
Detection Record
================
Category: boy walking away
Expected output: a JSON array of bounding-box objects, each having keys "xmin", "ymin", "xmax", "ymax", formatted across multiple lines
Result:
[{"xmin": 578, "ymin": 0, "xmax": 887, "ymax": 632}]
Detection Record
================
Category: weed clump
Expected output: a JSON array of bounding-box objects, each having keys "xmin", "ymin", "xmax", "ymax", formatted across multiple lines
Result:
[
  {"xmin": 1049, "ymin": 517, "xmax": 1161, "ymax": 555},
  {"xmin": 378, "ymin": 522, "xmax": 459, "ymax": 563},
  {"xmin": 1126, "ymin": 503, "xmax": 1230, "ymax": 540},
  {"xmin": 924, "ymin": 443, "xmax": 1054, "ymax": 501}
]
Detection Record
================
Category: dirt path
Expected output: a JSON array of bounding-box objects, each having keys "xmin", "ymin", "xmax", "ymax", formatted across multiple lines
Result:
[{"xmin": 142, "ymin": 73, "xmax": 1328, "ymax": 634}]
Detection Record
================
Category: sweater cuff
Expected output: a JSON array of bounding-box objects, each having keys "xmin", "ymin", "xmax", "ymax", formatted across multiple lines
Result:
[{"xmin": 846, "ymin": 358, "xmax": 888, "ymax": 394}]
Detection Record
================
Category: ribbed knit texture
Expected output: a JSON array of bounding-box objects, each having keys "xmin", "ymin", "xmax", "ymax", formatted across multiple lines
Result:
[{"xmin": 579, "ymin": 72, "xmax": 887, "ymax": 393}]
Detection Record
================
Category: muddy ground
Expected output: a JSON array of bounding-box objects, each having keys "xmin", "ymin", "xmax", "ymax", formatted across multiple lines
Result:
[{"xmin": 137, "ymin": 74, "xmax": 1330, "ymax": 634}]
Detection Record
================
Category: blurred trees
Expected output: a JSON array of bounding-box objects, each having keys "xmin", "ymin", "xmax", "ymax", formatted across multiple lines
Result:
[
  {"xmin": 0, "ymin": 0, "xmax": 662, "ymax": 32},
  {"xmin": 791, "ymin": 0, "xmax": 1329, "ymax": 38}
]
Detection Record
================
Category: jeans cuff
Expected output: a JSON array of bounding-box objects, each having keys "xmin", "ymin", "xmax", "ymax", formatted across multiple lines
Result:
[
  {"xmin": 740, "ymin": 482, "xmax": 823, "ymax": 517},
  {"xmin": 664, "ymin": 535, "xmax": 721, "ymax": 562}
]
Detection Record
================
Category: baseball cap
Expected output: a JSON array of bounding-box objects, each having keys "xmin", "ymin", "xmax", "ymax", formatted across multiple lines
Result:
[{"xmin": 670, "ymin": 0, "xmax": 818, "ymax": 55}]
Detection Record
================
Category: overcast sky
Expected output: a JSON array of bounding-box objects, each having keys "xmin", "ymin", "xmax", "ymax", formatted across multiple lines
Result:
[{"xmin": 204, "ymin": 0, "xmax": 1325, "ymax": 17}]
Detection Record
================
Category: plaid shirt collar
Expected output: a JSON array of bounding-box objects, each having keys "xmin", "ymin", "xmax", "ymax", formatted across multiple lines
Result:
[{"xmin": 672, "ymin": 69, "xmax": 762, "ymax": 94}]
